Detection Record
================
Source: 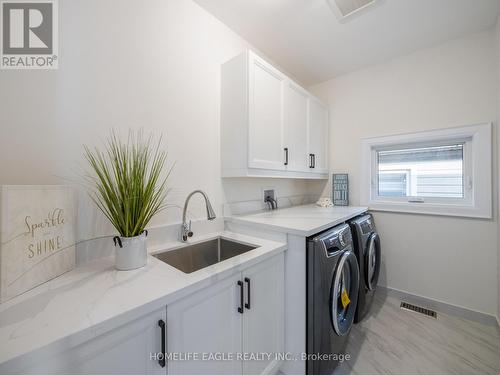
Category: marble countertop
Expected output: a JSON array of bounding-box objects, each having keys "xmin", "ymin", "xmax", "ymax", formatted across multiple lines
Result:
[
  {"xmin": 228, "ymin": 204, "xmax": 368, "ymax": 236},
  {"xmin": 0, "ymin": 231, "xmax": 286, "ymax": 371}
]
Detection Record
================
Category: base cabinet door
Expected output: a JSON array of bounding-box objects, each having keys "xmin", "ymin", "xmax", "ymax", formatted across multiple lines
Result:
[
  {"xmin": 166, "ymin": 253, "xmax": 285, "ymax": 375},
  {"xmin": 16, "ymin": 308, "xmax": 167, "ymax": 375},
  {"xmin": 242, "ymin": 254, "xmax": 285, "ymax": 375},
  {"xmin": 167, "ymin": 274, "xmax": 243, "ymax": 375},
  {"xmin": 71, "ymin": 308, "xmax": 166, "ymax": 375}
]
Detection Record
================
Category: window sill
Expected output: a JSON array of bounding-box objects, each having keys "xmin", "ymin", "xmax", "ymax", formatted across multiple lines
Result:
[{"xmin": 367, "ymin": 201, "xmax": 492, "ymax": 219}]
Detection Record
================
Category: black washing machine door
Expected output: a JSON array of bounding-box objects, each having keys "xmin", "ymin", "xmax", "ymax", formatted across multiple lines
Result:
[
  {"xmin": 365, "ymin": 233, "xmax": 381, "ymax": 291},
  {"xmin": 330, "ymin": 251, "xmax": 359, "ymax": 336}
]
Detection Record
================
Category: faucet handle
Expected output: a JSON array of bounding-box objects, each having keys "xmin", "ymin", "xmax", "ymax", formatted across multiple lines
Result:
[{"xmin": 187, "ymin": 220, "xmax": 193, "ymax": 238}]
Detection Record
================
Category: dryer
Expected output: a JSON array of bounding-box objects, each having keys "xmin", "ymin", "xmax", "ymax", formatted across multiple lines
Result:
[
  {"xmin": 306, "ymin": 223, "xmax": 359, "ymax": 375},
  {"xmin": 349, "ymin": 214, "xmax": 381, "ymax": 323}
]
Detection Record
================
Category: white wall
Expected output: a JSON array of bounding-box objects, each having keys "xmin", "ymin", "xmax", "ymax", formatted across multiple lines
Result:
[
  {"xmin": 310, "ymin": 31, "xmax": 498, "ymax": 316},
  {"xmin": 0, "ymin": 0, "xmax": 312, "ymax": 240},
  {"xmin": 496, "ymin": 18, "xmax": 500, "ymax": 323}
]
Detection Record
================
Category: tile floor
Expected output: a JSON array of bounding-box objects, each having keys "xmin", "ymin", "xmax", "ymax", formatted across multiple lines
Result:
[{"xmin": 334, "ymin": 292, "xmax": 500, "ymax": 375}]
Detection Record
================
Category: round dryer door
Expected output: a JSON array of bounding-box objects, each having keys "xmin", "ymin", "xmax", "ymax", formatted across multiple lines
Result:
[
  {"xmin": 365, "ymin": 233, "xmax": 381, "ymax": 291},
  {"xmin": 330, "ymin": 251, "xmax": 359, "ymax": 336}
]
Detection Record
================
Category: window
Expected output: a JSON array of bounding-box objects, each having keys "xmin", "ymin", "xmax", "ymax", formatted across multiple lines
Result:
[
  {"xmin": 378, "ymin": 169, "xmax": 410, "ymax": 197},
  {"xmin": 360, "ymin": 124, "xmax": 492, "ymax": 218},
  {"xmin": 377, "ymin": 143, "xmax": 464, "ymax": 199}
]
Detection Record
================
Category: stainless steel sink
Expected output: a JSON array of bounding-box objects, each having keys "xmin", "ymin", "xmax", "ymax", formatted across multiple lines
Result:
[{"xmin": 153, "ymin": 237, "xmax": 258, "ymax": 273}]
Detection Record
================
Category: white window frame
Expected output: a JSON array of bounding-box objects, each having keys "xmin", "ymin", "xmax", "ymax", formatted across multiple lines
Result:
[{"xmin": 360, "ymin": 123, "xmax": 492, "ymax": 218}]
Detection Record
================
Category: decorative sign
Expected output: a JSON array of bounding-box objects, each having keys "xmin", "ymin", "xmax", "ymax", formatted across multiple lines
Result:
[
  {"xmin": 0, "ymin": 185, "xmax": 76, "ymax": 302},
  {"xmin": 333, "ymin": 174, "xmax": 349, "ymax": 206}
]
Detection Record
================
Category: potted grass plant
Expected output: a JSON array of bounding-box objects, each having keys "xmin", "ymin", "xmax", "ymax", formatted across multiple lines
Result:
[{"xmin": 84, "ymin": 130, "xmax": 172, "ymax": 270}]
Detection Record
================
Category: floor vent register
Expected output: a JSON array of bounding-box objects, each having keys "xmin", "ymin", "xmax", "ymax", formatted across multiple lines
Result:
[{"xmin": 400, "ymin": 302, "xmax": 437, "ymax": 319}]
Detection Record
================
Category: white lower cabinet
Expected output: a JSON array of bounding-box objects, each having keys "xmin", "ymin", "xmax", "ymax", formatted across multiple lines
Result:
[
  {"xmin": 10, "ymin": 254, "xmax": 284, "ymax": 375},
  {"xmin": 242, "ymin": 254, "xmax": 285, "ymax": 375},
  {"xmin": 166, "ymin": 273, "xmax": 243, "ymax": 375},
  {"xmin": 18, "ymin": 308, "xmax": 167, "ymax": 375},
  {"xmin": 167, "ymin": 253, "xmax": 285, "ymax": 375}
]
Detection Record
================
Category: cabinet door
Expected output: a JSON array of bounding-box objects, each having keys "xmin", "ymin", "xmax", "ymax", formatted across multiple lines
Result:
[
  {"xmin": 308, "ymin": 99, "xmax": 329, "ymax": 173},
  {"xmin": 242, "ymin": 253, "xmax": 285, "ymax": 375},
  {"xmin": 24, "ymin": 308, "xmax": 167, "ymax": 375},
  {"xmin": 167, "ymin": 274, "xmax": 243, "ymax": 375},
  {"xmin": 248, "ymin": 53, "xmax": 286, "ymax": 171},
  {"xmin": 284, "ymin": 82, "xmax": 309, "ymax": 172}
]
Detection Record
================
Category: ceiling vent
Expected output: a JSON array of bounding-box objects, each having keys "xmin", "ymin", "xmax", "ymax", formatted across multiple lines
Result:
[{"xmin": 327, "ymin": 0, "xmax": 380, "ymax": 21}]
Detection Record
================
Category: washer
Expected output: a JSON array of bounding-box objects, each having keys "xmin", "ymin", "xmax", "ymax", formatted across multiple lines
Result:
[
  {"xmin": 349, "ymin": 214, "xmax": 381, "ymax": 323},
  {"xmin": 306, "ymin": 223, "xmax": 360, "ymax": 375}
]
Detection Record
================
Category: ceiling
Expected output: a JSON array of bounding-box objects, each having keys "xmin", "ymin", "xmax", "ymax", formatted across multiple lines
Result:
[{"xmin": 194, "ymin": 0, "xmax": 500, "ymax": 85}]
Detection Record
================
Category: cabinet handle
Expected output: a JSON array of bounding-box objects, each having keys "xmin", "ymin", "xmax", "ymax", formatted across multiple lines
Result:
[
  {"xmin": 309, "ymin": 154, "xmax": 314, "ymax": 168},
  {"xmin": 284, "ymin": 148, "xmax": 289, "ymax": 166},
  {"xmin": 237, "ymin": 280, "xmax": 244, "ymax": 314},
  {"xmin": 158, "ymin": 320, "xmax": 166, "ymax": 368},
  {"xmin": 244, "ymin": 277, "xmax": 251, "ymax": 310}
]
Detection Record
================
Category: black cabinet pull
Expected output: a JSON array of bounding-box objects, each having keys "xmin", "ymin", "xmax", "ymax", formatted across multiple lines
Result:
[
  {"xmin": 312, "ymin": 154, "xmax": 316, "ymax": 168},
  {"xmin": 244, "ymin": 277, "xmax": 251, "ymax": 310},
  {"xmin": 237, "ymin": 280, "xmax": 244, "ymax": 313},
  {"xmin": 309, "ymin": 154, "xmax": 314, "ymax": 168},
  {"xmin": 284, "ymin": 148, "xmax": 289, "ymax": 166},
  {"xmin": 158, "ymin": 320, "xmax": 166, "ymax": 368}
]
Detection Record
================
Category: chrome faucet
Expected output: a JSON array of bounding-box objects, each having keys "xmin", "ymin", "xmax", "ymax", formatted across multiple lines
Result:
[
  {"xmin": 181, "ymin": 190, "xmax": 216, "ymax": 242},
  {"xmin": 264, "ymin": 196, "xmax": 278, "ymax": 210}
]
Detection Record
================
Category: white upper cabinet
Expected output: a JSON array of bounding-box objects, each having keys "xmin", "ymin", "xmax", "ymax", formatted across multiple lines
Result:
[
  {"xmin": 221, "ymin": 50, "xmax": 329, "ymax": 179},
  {"xmin": 248, "ymin": 54, "xmax": 286, "ymax": 170},
  {"xmin": 284, "ymin": 81, "xmax": 309, "ymax": 172},
  {"xmin": 308, "ymin": 98, "xmax": 329, "ymax": 173}
]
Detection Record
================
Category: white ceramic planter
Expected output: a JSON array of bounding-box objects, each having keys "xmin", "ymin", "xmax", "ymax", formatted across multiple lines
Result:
[{"xmin": 113, "ymin": 231, "xmax": 147, "ymax": 271}]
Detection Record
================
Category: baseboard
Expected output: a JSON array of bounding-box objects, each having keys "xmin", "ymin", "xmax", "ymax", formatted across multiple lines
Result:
[{"xmin": 379, "ymin": 286, "xmax": 499, "ymax": 327}]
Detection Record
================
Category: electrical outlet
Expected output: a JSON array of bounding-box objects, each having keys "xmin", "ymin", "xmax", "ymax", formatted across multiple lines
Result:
[{"xmin": 263, "ymin": 188, "xmax": 276, "ymax": 203}]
